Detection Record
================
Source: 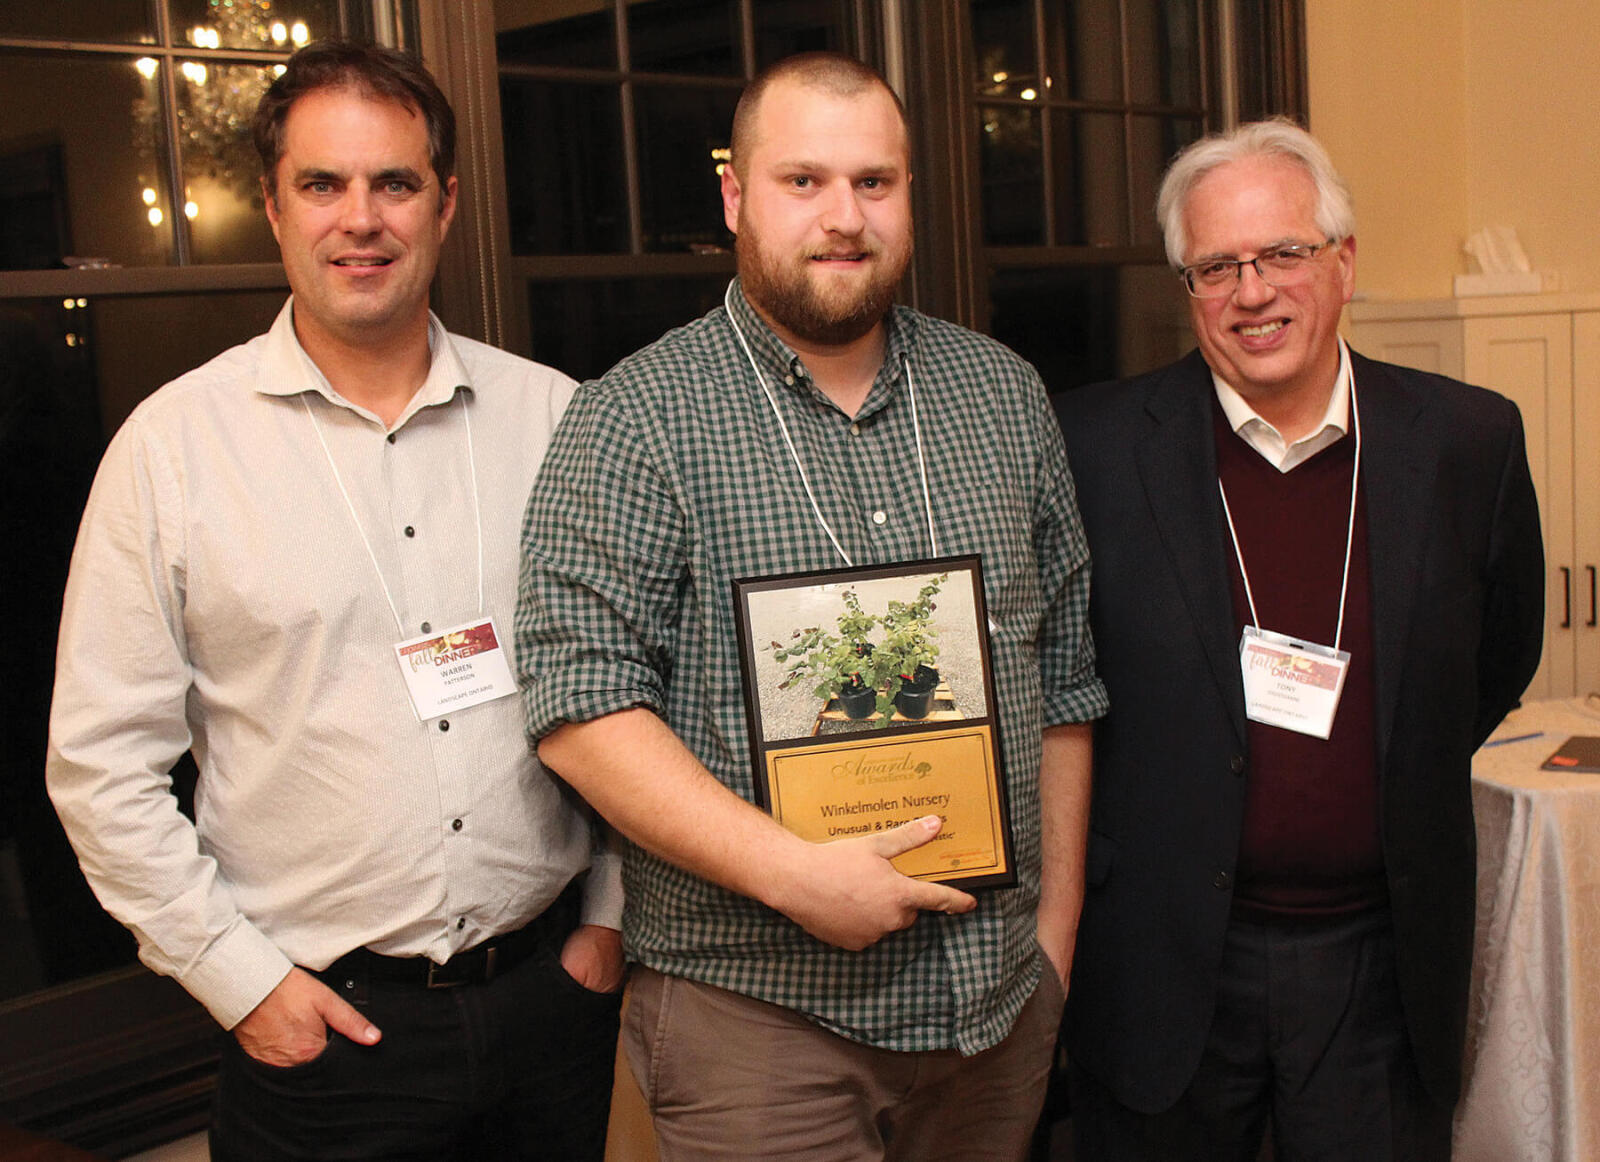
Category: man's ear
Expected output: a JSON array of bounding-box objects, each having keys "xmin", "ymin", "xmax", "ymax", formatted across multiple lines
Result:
[
  {"xmin": 436, "ymin": 174, "xmax": 459, "ymax": 241},
  {"xmin": 262, "ymin": 176, "xmax": 281, "ymax": 241},
  {"xmin": 720, "ymin": 164, "xmax": 742, "ymax": 235}
]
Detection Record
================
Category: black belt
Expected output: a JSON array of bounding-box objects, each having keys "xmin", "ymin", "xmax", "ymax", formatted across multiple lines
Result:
[{"xmin": 318, "ymin": 883, "xmax": 579, "ymax": 991}]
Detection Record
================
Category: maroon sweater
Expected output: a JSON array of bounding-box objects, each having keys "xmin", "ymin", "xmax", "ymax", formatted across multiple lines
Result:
[{"xmin": 1213, "ymin": 399, "xmax": 1388, "ymax": 921}]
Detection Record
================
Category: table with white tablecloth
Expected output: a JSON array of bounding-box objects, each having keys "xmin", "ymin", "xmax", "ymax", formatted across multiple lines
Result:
[{"xmin": 1456, "ymin": 697, "xmax": 1600, "ymax": 1161}]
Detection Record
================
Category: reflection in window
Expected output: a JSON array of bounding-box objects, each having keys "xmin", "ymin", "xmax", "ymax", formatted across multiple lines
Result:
[
  {"xmin": 627, "ymin": 0, "xmax": 739, "ymax": 76},
  {"xmin": 0, "ymin": 290, "xmax": 287, "ymax": 1001},
  {"xmin": 977, "ymin": 104, "xmax": 1044, "ymax": 247},
  {"xmin": 503, "ymin": 80, "xmax": 628, "ymax": 256},
  {"xmin": 971, "ymin": 0, "xmax": 1209, "ymax": 250},
  {"xmin": 0, "ymin": 52, "xmax": 174, "ymax": 269},
  {"xmin": 175, "ymin": 61, "xmax": 287, "ymax": 264},
  {"xmin": 168, "ymin": 0, "xmax": 335, "ymax": 52},
  {"xmin": 635, "ymin": 84, "xmax": 737, "ymax": 253},
  {"xmin": 528, "ymin": 277, "xmax": 730, "ymax": 382}
]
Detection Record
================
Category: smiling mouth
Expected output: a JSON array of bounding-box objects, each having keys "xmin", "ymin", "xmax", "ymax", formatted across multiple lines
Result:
[
  {"xmin": 1237, "ymin": 320, "xmax": 1286, "ymax": 338},
  {"xmin": 810, "ymin": 252, "xmax": 870, "ymax": 263},
  {"xmin": 332, "ymin": 257, "xmax": 392, "ymax": 267}
]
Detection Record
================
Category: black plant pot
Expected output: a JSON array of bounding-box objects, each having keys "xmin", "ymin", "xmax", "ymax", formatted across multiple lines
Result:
[
  {"xmin": 893, "ymin": 666, "xmax": 939, "ymax": 719},
  {"xmin": 838, "ymin": 681, "xmax": 878, "ymax": 720}
]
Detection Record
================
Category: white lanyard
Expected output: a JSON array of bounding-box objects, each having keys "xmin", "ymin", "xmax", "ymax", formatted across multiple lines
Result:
[
  {"xmin": 723, "ymin": 282, "xmax": 937, "ymax": 568},
  {"xmin": 1217, "ymin": 372, "xmax": 1362, "ymax": 651},
  {"xmin": 301, "ymin": 389, "xmax": 485, "ymax": 636}
]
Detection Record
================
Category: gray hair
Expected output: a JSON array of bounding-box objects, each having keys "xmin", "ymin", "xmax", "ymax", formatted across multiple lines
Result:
[{"xmin": 1155, "ymin": 117, "xmax": 1355, "ymax": 268}]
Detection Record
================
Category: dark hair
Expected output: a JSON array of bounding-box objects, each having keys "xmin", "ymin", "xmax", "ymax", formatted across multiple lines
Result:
[
  {"xmin": 253, "ymin": 38, "xmax": 456, "ymax": 202},
  {"xmin": 730, "ymin": 52, "xmax": 908, "ymax": 178}
]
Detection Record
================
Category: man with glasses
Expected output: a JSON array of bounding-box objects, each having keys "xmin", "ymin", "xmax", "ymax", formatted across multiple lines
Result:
[{"xmin": 1053, "ymin": 119, "xmax": 1544, "ymax": 1160}]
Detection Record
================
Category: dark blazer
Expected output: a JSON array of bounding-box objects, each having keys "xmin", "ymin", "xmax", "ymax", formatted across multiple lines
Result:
[{"xmin": 1054, "ymin": 348, "xmax": 1544, "ymax": 1113}]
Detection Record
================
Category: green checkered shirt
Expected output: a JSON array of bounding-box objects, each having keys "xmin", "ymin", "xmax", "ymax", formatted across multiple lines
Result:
[{"xmin": 517, "ymin": 279, "xmax": 1107, "ymax": 1054}]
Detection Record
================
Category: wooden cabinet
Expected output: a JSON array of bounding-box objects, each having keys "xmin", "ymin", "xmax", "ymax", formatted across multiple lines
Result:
[{"xmin": 1350, "ymin": 293, "xmax": 1600, "ymax": 699}]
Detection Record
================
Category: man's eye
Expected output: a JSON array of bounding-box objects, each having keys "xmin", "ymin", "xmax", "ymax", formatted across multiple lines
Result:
[
  {"xmin": 859, "ymin": 177, "xmax": 881, "ymax": 190},
  {"xmin": 1263, "ymin": 247, "xmax": 1311, "ymax": 269},
  {"xmin": 1195, "ymin": 262, "xmax": 1234, "ymax": 281},
  {"xmin": 383, "ymin": 181, "xmax": 414, "ymax": 195},
  {"xmin": 791, "ymin": 176, "xmax": 812, "ymax": 188},
  {"xmin": 306, "ymin": 181, "xmax": 333, "ymax": 194}
]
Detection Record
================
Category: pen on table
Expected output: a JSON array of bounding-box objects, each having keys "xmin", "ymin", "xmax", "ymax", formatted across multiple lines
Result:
[{"xmin": 1483, "ymin": 731, "xmax": 1544, "ymax": 748}]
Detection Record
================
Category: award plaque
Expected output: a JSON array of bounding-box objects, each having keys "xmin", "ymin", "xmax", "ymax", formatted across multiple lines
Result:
[{"xmin": 731, "ymin": 556, "xmax": 1014, "ymax": 889}]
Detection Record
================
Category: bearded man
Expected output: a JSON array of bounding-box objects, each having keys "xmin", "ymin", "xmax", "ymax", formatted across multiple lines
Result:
[{"xmin": 513, "ymin": 51, "xmax": 1106, "ymax": 1162}]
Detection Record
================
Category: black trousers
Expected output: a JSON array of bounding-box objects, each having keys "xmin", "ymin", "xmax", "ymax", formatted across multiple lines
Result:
[
  {"xmin": 1070, "ymin": 909, "xmax": 1453, "ymax": 1162},
  {"xmin": 209, "ymin": 935, "xmax": 622, "ymax": 1161}
]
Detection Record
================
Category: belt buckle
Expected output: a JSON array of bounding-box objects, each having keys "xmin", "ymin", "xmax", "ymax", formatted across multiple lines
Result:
[
  {"xmin": 426, "ymin": 960, "xmax": 467, "ymax": 989},
  {"xmin": 425, "ymin": 945, "xmax": 497, "ymax": 988}
]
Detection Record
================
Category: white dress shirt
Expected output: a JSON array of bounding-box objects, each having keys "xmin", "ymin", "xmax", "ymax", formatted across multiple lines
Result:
[
  {"xmin": 1212, "ymin": 340, "xmax": 1353, "ymax": 472},
  {"xmin": 47, "ymin": 300, "xmax": 619, "ymax": 1028}
]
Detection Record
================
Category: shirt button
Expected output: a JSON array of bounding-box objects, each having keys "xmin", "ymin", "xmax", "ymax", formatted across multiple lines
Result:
[
  {"xmin": 439, "ymin": 719, "xmax": 450, "ymax": 732},
  {"xmin": 404, "ymin": 525, "xmax": 415, "ymax": 538},
  {"xmin": 421, "ymin": 621, "xmax": 432, "ymax": 633},
  {"xmin": 783, "ymin": 374, "xmax": 795, "ymax": 386},
  {"xmin": 872, "ymin": 510, "xmax": 887, "ymax": 526},
  {"xmin": 451, "ymin": 818, "xmax": 463, "ymax": 831},
  {"xmin": 850, "ymin": 423, "xmax": 861, "ymax": 437},
  {"xmin": 1230, "ymin": 754, "xmax": 1246, "ymax": 775},
  {"xmin": 456, "ymin": 916, "xmax": 466, "ymax": 930},
  {"xmin": 1213, "ymin": 870, "xmax": 1232, "ymax": 890},
  {"xmin": 386, "ymin": 433, "xmax": 396, "ymax": 444}
]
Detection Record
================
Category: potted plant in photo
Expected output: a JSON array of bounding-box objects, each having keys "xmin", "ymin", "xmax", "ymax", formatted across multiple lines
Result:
[
  {"xmin": 765, "ymin": 589, "xmax": 881, "ymax": 721},
  {"xmin": 878, "ymin": 574, "xmax": 946, "ymax": 720}
]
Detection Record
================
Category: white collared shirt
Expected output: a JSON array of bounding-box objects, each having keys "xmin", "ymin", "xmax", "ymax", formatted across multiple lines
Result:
[
  {"xmin": 1212, "ymin": 341, "xmax": 1353, "ymax": 472},
  {"xmin": 47, "ymin": 299, "xmax": 619, "ymax": 1028}
]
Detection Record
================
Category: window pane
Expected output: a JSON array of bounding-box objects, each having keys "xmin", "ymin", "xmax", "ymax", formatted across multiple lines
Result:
[
  {"xmin": 971, "ymin": 0, "xmax": 1037, "ymax": 101},
  {"xmin": 1048, "ymin": 0, "xmax": 1122, "ymax": 103},
  {"xmin": 0, "ymin": 52, "xmax": 175, "ymax": 270},
  {"xmin": 635, "ymin": 84, "xmax": 737, "ymax": 254},
  {"xmin": 176, "ymin": 60, "xmax": 282, "ymax": 264},
  {"xmin": 628, "ymin": 0, "xmax": 739, "ymax": 76},
  {"xmin": 0, "ymin": 1, "xmax": 153, "ymax": 43},
  {"xmin": 1130, "ymin": 115, "xmax": 1202, "ymax": 247},
  {"xmin": 528, "ymin": 276, "xmax": 730, "ymax": 382},
  {"xmin": 496, "ymin": 2, "xmax": 617, "ymax": 70},
  {"xmin": 1126, "ymin": 0, "xmax": 1203, "ymax": 106},
  {"xmin": 1052, "ymin": 110, "xmax": 1127, "ymax": 246},
  {"xmin": 753, "ymin": 0, "xmax": 852, "ymax": 68},
  {"xmin": 977, "ymin": 103, "xmax": 1044, "ymax": 247},
  {"xmin": 2, "ymin": 290, "xmax": 287, "ymax": 1000},
  {"xmin": 502, "ymin": 79, "xmax": 628, "ymax": 255},
  {"xmin": 169, "ymin": 0, "xmax": 339, "ymax": 52},
  {"xmin": 989, "ymin": 263, "xmax": 1189, "ymax": 394}
]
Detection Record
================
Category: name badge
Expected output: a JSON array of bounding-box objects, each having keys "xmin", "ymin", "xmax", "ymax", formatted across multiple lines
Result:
[
  {"xmin": 393, "ymin": 616, "xmax": 518, "ymax": 721},
  {"xmin": 1238, "ymin": 626, "xmax": 1350, "ymax": 740}
]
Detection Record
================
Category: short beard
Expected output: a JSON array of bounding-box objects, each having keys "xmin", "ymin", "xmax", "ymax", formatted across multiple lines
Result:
[{"xmin": 736, "ymin": 218, "xmax": 908, "ymax": 347}]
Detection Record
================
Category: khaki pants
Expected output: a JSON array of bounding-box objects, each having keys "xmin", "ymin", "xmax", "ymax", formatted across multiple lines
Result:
[{"xmin": 623, "ymin": 964, "xmax": 1064, "ymax": 1162}]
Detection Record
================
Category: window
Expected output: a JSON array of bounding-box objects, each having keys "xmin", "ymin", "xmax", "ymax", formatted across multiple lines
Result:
[{"xmin": 490, "ymin": 0, "xmax": 872, "ymax": 380}]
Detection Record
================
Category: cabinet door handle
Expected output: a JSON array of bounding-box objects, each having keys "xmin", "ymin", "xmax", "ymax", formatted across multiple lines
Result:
[
  {"xmin": 1561, "ymin": 566, "xmax": 1572, "ymax": 628},
  {"xmin": 1589, "ymin": 566, "xmax": 1597, "ymax": 628}
]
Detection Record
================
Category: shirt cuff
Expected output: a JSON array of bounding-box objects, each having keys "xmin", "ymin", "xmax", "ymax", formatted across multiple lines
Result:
[
  {"xmin": 579, "ymin": 839, "xmax": 625, "ymax": 931},
  {"xmin": 1042, "ymin": 675, "xmax": 1110, "ymax": 728},
  {"xmin": 174, "ymin": 916, "xmax": 297, "ymax": 1030}
]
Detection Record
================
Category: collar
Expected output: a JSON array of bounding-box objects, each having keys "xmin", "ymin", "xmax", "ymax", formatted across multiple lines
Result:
[
  {"xmin": 1211, "ymin": 339, "xmax": 1352, "ymax": 472},
  {"xmin": 722, "ymin": 277, "xmax": 918, "ymax": 419},
  {"xmin": 255, "ymin": 297, "xmax": 472, "ymax": 428}
]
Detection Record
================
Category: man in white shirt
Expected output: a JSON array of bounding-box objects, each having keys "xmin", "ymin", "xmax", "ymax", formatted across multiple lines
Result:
[{"xmin": 46, "ymin": 39, "xmax": 622, "ymax": 1160}]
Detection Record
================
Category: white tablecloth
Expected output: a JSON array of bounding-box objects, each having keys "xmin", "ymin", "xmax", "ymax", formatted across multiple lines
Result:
[{"xmin": 1456, "ymin": 697, "xmax": 1600, "ymax": 1161}]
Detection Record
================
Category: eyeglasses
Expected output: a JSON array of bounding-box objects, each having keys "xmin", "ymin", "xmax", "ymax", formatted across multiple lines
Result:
[{"xmin": 1179, "ymin": 241, "xmax": 1339, "ymax": 298}]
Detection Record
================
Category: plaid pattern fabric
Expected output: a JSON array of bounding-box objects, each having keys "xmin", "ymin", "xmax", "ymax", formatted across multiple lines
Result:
[{"xmin": 517, "ymin": 280, "xmax": 1107, "ymax": 1054}]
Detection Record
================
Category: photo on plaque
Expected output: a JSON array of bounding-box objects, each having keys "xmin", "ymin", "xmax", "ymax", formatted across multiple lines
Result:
[{"xmin": 731, "ymin": 556, "xmax": 1014, "ymax": 889}]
